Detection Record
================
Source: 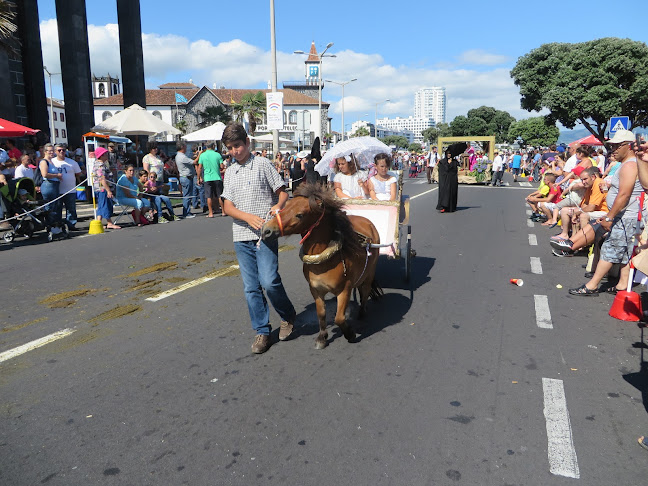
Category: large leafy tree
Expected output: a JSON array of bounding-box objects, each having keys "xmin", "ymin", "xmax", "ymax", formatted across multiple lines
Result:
[
  {"xmin": 450, "ymin": 106, "xmax": 515, "ymax": 143},
  {"xmin": 380, "ymin": 135, "xmax": 409, "ymax": 149},
  {"xmin": 232, "ymin": 91, "xmax": 266, "ymax": 134},
  {"xmin": 408, "ymin": 143, "xmax": 422, "ymax": 152},
  {"xmin": 510, "ymin": 38, "xmax": 648, "ymax": 143},
  {"xmin": 508, "ymin": 116, "xmax": 559, "ymax": 147},
  {"xmin": 198, "ymin": 105, "xmax": 231, "ymax": 127},
  {"xmin": 422, "ymin": 123, "xmax": 452, "ymax": 145}
]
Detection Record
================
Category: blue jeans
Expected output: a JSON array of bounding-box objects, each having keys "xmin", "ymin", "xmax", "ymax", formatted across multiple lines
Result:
[
  {"xmin": 40, "ymin": 179, "xmax": 61, "ymax": 226},
  {"xmin": 147, "ymin": 194, "xmax": 174, "ymax": 220},
  {"xmin": 62, "ymin": 192, "xmax": 77, "ymax": 226},
  {"xmin": 193, "ymin": 180, "xmax": 205, "ymax": 209},
  {"xmin": 234, "ymin": 239, "xmax": 296, "ymax": 335},
  {"xmin": 179, "ymin": 176, "xmax": 194, "ymax": 217}
]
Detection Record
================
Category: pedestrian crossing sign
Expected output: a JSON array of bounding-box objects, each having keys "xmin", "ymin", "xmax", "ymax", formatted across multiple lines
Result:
[{"xmin": 609, "ymin": 116, "xmax": 630, "ymax": 135}]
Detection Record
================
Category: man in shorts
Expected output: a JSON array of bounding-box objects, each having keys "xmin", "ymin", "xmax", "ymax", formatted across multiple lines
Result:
[{"xmin": 197, "ymin": 143, "xmax": 224, "ymax": 218}]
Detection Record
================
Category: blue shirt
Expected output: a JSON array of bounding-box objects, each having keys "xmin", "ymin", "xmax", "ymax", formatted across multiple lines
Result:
[
  {"xmin": 512, "ymin": 155, "xmax": 522, "ymax": 169},
  {"xmin": 116, "ymin": 174, "xmax": 139, "ymax": 200}
]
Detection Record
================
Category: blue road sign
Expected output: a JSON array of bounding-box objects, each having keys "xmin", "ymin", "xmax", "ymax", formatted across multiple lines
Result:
[{"xmin": 609, "ymin": 116, "xmax": 630, "ymax": 135}]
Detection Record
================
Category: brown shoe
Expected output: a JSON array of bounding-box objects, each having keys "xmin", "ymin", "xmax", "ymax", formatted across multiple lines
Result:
[
  {"xmin": 251, "ymin": 334, "xmax": 271, "ymax": 354},
  {"xmin": 279, "ymin": 320, "xmax": 294, "ymax": 341}
]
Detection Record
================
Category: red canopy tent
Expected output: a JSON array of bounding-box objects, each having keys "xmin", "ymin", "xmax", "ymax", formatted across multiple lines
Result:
[
  {"xmin": 568, "ymin": 133, "xmax": 605, "ymax": 147},
  {"xmin": 0, "ymin": 118, "xmax": 40, "ymax": 137}
]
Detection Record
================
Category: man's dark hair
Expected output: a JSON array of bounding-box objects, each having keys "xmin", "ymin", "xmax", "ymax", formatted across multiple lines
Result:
[
  {"xmin": 207, "ymin": 142, "xmax": 216, "ymax": 150},
  {"xmin": 176, "ymin": 141, "xmax": 186, "ymax": 151},
  {"xmin": 221, "ymin": 123, "xmax": 248, "ymax": 146},
  {"xmin": 582, "ymin": 167, "xmax": 600, "ymax": 178},
  {"xmin": 544, "ymin": 172, "xmax": 557, "ymax": 182},
  {"xmin": 549, "ymin": 144, "xmax": 557, "ymax": 151},
  {"xmin": 147, "ymin": 141, "xmax": 158, "ymax": 153}
]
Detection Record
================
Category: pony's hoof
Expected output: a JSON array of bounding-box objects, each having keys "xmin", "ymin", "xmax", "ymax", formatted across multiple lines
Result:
[{"xmin": 315, "ymin": 339, "xmax": 328, "ymax": 350}]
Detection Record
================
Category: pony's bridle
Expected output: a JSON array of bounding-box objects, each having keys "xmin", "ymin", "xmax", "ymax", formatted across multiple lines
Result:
[{"xmin": 299, "ymin": 207, "xmax": 325, "ymax": 244}]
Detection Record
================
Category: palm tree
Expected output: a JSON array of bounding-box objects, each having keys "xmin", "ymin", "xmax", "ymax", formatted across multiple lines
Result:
[
  {"xmin": 174, "ymin": 119, "xmax": 188, "ymax": 135},
  {"xmin": 352, "ymin": 126, "xmax": 370, "ymax": 138},
  {"xmin": 198, "ymin": 105, "xmax": 231, "ymax": 127},
  {"xmin": 232, "ymin": 91, "xmax": 266, "ymax": 135},
  {"xmin": 0, "ymin": 1, "xmax": 18, "ymax": 55}
]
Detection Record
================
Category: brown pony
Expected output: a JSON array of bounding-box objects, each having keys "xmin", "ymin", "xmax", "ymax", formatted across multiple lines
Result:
[{"xmin": 261, "ymin": 183, "xmax": 382, "ymax": 349}]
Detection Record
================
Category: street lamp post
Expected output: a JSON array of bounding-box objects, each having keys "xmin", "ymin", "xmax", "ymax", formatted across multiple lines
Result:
[
  {"xmin": 43, "ymin": 66, "xmax": 60, "ymax": 143},
  {"xmin": 293, "ymin": 42, "xmax": 335, "ymax": 147},
  {"xmin": 269, "ymin": 0, "xmax": 279, "ymax": 157},
  {"xmin": 326, "ymin": 78, "xmax": 357, "ymax": 141},
  {"xmin": 375, "ymin": 99, "xmax": 390, "ymax": 138}
]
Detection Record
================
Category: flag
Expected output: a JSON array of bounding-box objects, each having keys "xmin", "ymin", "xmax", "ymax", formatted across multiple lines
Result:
[{"xmin": 175, "ymin": 93, "xmax": 188, "ymax": 103}]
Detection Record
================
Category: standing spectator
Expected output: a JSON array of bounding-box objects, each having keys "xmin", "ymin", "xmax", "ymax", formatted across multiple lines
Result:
[
  {"xmin": 14, "ymin": 155, "xmax": 35, "ymax": 180},
  {"xmin": 491, "ymin": 150, "xmax": 504, "ymax": 186},
  {"xmin": 6, "ymin": 139, "xmax": 22, "ymax": 161},
  {"xmin": 107, "ymin": 142, "xmax": 122, "ymax": 176},
  {"xmin": 175, "ymin": 142, "xmax": 196, "ymax": 219},
  {"xmin": 511, "ymin": 151, "xmax": 522, "ymax": 182},
  {"xmin": 221, "ymin": 123, "xmax": 296, "ymax": 354},
  {"xmin": 91, "ymin": 147, "xmax": 121, "ymax": 230},
  {"xmin": 142, "ymin": 142, "xmax": 164, "ymax": 182},
  {"xmin": 38, "ymin": 143, "xmax": 63, "ymax": 228},
  {"xmin": 192, "ymin": 146, "xmax": 206, "ymax": 213},
  {"xmin": 53, "ymin": 143, "xmax": 82, "ymax": 230},
  {"xmin": 197, "ymin": 143, "xmax": 224, "ymax": 218},
  {"xmin": 427, "ymin": 146, "xmax": 439, "ymax": 184}
]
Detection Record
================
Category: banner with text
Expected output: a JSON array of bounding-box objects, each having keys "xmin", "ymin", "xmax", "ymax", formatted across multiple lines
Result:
[{"xmin": 266, "ymin": 92, "xmax": 284, "ymax": 130}]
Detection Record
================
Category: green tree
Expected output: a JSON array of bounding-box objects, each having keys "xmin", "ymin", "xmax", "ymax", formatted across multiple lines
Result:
[
  {"xmin": 507, "ymin": 116, "xmax": 559, "ymax": 147},
  {"xmin": 510, "ymin": 38, "xmax": 648, "ymax": 143},
  {"xmin": 352, "ymin": 126, "xmax": 370, "ymax": 137},
  {"xmin": 198, "ymin": 105, "xmax": 231, "ymax": 127},
  {"xmin": 174, "ymin": 119, "xmax": 188, "ymax": 136},
  {"xmin": 450, "ymin": 106, "xmax": 515, "ymax": 143},
  {"xmin": 408, "ymin": 143, "xmax": 422, "ymax": 152},
  {"xmin": 0, "ymin": 0, "xmax": 17, "ymax": 54},
  {"xmin": 232, "ymin": 91, "xmax": 266, "ymax": 134},
  {"xmin": 380, "ymin": 135, "xmax": 409, "ymax": 148}
]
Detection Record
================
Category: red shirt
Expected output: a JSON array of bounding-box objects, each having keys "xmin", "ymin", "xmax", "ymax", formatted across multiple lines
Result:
[
  {"xmin": 8, "ymin": 148, "xmax": 21, "ymax": 160},
  {"xmin": 547, "ymin": 185, "xmax": 562, "ymax": 203}
]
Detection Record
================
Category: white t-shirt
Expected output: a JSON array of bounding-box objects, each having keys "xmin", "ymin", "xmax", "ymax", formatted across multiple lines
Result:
[
  {"xmin": 14, "ymin": 164, "xmax": 34, "ymax": 180},
  {"xmin": 334, "ymin": 172, "xmax": 366, "ymax": 198},
  {"xmin": 492, "ymin": 155, "xmax": 504, "ymax": 172},
  {"xmin": 564, "ymin": 155, "xmax": 578, "ymax": 173},
  {"xmin": 53, "ymin": 157, "xmax": 81, "ymax": 193},
  {"xmin": 428, "ymin": 151, "xmax": 439, "ymax": 168}
]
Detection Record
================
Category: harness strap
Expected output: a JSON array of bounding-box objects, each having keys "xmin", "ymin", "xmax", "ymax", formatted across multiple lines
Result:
[
  {"xmin": 275, "ymin": 209, "xmax": 284, "ymax": 237},
  {"xmin": 299, "ymin": 208, "xmax": 325, "ymax": 245}
]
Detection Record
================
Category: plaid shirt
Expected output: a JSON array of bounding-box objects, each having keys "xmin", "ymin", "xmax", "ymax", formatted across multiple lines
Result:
[{"xmin": 221, "ymin": 154, "xmax": 285, "ymax": 241}]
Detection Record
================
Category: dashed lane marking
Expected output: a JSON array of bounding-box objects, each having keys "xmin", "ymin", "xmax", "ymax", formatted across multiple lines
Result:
[
  {"xmin": 526, "ymin": 209, "xmax": 533, "ymax": 216},
  {"xmin": 527, "ymin": 220, "xmax": 534, "ymax": 228},
  {"xmin": 145, "ymin": 265, "xmax": 240, "ymax": 302},
  {"xmin": 410, "ymin": 187, "xmax": 438, "ymax": 200},
  {"xmin": 534, "ymin": 295, "xmax": 553, "ymax": 329},
  {"xmin": 529, "ymin": 234, "xmax": 538, "ymax": 246},
  {"xmin": 531, "ymin": 257, "xmax": 543, "ymax": 274},
  {"xmin": 542, "ymin": 378, "xmax": 580, "ymax": 479},
  {"xmin": 0, "ymin": 328, "xmax": 76, "ymax": 363},
  {"xmin": 519, "ymin": 181, "xmax": 533, "ymax": 187}
]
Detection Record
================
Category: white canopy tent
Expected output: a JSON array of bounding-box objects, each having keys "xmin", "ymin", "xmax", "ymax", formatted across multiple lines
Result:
[{"xmin": 182, "ymin": 122, "xmax": 227, "ymax": 142}]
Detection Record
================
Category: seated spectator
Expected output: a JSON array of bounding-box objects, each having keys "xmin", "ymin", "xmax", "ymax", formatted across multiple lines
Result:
[
  {"xmin": 548, "ymin": 167, "xmax": 608, "ymax": 238},
  {"xmin": 527, "ymin": 173, "xmax": 560, "ymax": 221},
  {"xmin": 115, "ymin": 164, "xmax": 151, "ymax": 226},
  {"xmin": 13, "ymin": 155, "xmax": 35, "ymax": 180},
  {"xmin": 138, "ymin": 169, "xmax": 175, "ymax": 223}
]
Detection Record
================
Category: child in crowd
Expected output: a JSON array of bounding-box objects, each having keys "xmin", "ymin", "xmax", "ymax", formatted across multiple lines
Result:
[
  {"xmin": 220, "ymin": 123, "xmax": 296, "ymax": 355},
  {"xmin": 526, "ymin": 173, "xmax": 561, "ymax": 221}
]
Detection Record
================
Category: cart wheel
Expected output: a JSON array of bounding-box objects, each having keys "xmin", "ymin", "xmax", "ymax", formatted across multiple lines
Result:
[
  {"xmin": 404, "ymin": 225, "xmax": 412, "ymax": 282},
  {"xmin": 3, "ymin": 232, "xmax": 14, "ymax": 243}
]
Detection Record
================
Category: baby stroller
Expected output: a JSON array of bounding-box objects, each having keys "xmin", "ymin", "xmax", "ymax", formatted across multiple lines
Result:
[{"xmin": 1, "ymin": 177, "xmax": 68, "ymax": 243}]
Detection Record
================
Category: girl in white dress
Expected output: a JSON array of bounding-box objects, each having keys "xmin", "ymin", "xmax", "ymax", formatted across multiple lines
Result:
[
  {"xmin": 368, "ymin": 153, "xmax": 397, "ymax": 201},
  {"xmin": 333, "ymin": 155, "xmax": 369, "ymax": 199}
]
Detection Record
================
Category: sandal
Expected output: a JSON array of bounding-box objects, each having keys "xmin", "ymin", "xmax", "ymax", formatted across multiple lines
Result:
[
  {"xmin": 568, "ymin": 284, "xmax": 599, "ymax": 296},
  {"xmin": 605, "ymin": 287, "xmax": 622, "ymax": 295},
  {"xmin": 639, "ymin": 436, "xmax": 648, "ymax": 451}
]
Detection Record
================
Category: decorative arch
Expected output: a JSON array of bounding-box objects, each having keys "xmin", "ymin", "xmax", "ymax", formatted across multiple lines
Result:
[
  {"xmin": 289, "ymin": 110, "xmax": 297, "ymax": 124},
  {"xmin": 102, "ymin": 111, "xmax": 112, "ymax": 121},
  {"xmin": 99, "ymin": 84, "xmax": 105, "ymax": 96},
  {"xmin": 152, "ymin": 111, "xmax": 162, "ymax": 120}
]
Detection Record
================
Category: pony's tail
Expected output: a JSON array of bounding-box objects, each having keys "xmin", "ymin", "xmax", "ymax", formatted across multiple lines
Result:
[{"xmin": 369, "ymin": 279, "xmax": 383, "ymax": 300}]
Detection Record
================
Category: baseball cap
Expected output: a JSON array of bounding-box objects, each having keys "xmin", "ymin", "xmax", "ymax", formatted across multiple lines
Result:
[
  {"xmin": 608, "ymin": 129, "xmax": 635, "ymax": 144},
  {"xmin": 94, "ymin": 147, "xmax": 108, "ymax": 158}
]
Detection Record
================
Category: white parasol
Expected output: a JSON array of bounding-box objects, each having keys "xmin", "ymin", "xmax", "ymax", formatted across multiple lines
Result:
[
  {"xmin": 315, "ymin": 136, "xmax": 391, "ymax": 176},
  {"xmin": 92, "ymin": 104, "xmax": 181, "ymax": 136},
  {"xmin": 182, "ymin": 121, "xmax": 226, "ymax": 142},
  {"xmin": 249, "ymin": 133, "xmax": 295, "ymax": 144}
]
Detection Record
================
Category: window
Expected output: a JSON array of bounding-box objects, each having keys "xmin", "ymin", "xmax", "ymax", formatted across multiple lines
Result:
[
  {"xmin": 53, "ymin": 112, "xmax": 57, "ymax": 121},
  {"xmin": 283, "ymin": 112, "xmax": 287, "ymax": 125},
  {"xmin": 55, "ymin": 129, "xmax": 59, "ymax": 138},
  {"xmin": 60, "ymin": 113, "xmax": 65, "ymax": 122},
  {"xmin": 102, "ymin": 111, "xmax": 112, "ymax": 121},
  {"xmin": 62, "ymin": 129, "xmax": 66, "ymax": 138},
  {"xmin": 289, "ymin": 110, "xmax": 297, "ymax": 124},
  {"xmin": 113, "ymin": 84, "xmax": 118, "ymax": 95},
  {"xmin": 99, "ymin": 84, "xmax": 105, "ymax": 96},
  {"xmin": 152, "ymin": 111, "xmax": 162, "ymax": 120}
]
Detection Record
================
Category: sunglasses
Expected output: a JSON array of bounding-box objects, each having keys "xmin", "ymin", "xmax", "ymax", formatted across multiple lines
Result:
[{"xmin": 56, "ymin": 149, "xmax": 65, "ymax": 152}]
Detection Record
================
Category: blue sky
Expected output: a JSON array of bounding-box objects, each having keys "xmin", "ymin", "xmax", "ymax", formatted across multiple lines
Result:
[{"xmin": 37, "ymin": 0, "xmax": 648, "ymax": 132}]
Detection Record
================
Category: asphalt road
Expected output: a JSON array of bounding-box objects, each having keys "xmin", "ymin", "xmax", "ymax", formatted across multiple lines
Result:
[{"xmin": 1, "ymin": 174, "xmax": 647, "ymax": 485}]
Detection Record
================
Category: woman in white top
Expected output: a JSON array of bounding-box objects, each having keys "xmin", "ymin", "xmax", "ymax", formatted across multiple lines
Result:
[
  {"xmin": 368, "ymin": 153, "xmax": 397, "ymax": 201},
  {"xmin": 333, "ymin": 155, "xmax": 369, "ymax": 199},
  {"xmin": 142, "ymin": 142, "xmax": 164, "ymax": 182}
]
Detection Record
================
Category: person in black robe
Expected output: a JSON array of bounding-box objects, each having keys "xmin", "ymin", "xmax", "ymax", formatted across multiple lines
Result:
[{"xmin": 436, "ymin": 149, "xmax": 459, "ymax": 212}]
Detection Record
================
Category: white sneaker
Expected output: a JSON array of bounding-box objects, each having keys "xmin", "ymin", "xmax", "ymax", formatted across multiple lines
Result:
[{"xmin": 184, "ymin": 214, "xmax": 196, "ymax": 219}]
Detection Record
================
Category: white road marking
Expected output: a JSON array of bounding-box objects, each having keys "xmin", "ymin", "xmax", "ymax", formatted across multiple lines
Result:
[
  {"xmin": 526, "ymin": 209, "xmax": 533, "ymax": 216},
  {"xmin": 534, "ymin": 295, "xmax": 553, "ymax": 329},
  {"xmin": 410, "ymin": 187, "xmax": 438, "ymax": 200},
  {"xmin": 531, "ymin": 257, "xmax": 543, "ymax": 274},
  {"xmin": 0, "ymin": 328, "xmax": 76, "ymax": 363},
  {"xmin": 529, "ymin": 234, "xmax": 538, "ymax": 246},
  {"xmin": 542, "ymin": 378, "xmax": 580, "ymax": 479},
  {"xmin": 527, "ymin": 220, "xmax": 534, "ymax": 228},
  {"xmin": 145, "ymin": 265, "xmax": 240, "ymax": 302},
  {"xmin": 519, "ymin": 181, "xmax": 533, "ymax": 187},
  {"xmin": 413, "ymin": 180, "xmax": 428, "ymax": 184}
]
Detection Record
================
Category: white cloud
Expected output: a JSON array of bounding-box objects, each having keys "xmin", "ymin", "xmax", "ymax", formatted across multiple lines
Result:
[{"xmin": 40, "ymin": 21, "xmax": 530, "ymax": 123}]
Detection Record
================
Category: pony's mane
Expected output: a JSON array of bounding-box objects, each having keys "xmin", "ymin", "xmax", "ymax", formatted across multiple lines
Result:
[{"xmin": 294, "ymin": 183, "xmax": 364, "ymax": 256}]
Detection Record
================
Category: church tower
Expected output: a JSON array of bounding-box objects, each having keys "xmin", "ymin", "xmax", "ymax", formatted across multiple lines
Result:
[
  {"xmin": 283, "ymin": 41, "xmax": 321, "ymax": 101},
  {"xmin": 92, "ymin": 74, "xmax": 121, "ymax": 99}
]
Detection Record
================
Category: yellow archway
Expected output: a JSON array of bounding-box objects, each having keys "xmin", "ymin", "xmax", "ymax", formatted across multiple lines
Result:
[{"xmin": 437, "ymin": 135, "xmax": 496, "ymax": 161}]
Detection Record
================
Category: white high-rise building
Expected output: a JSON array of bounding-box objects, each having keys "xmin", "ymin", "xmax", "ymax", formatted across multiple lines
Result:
[{"xmin": 414, "ymin": 87, "xmax": 446, "ymax": 124}]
